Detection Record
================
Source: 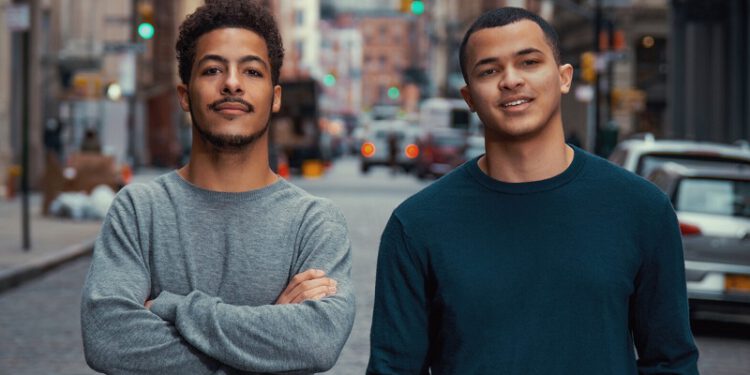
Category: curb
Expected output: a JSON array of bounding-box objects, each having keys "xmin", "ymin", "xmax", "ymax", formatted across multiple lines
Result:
[{"xmin": 0, "ymin": 238, "xmax": 96, "ymax": 293}]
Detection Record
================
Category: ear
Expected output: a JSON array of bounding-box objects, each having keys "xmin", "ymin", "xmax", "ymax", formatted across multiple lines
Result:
[
  {"xmin": 177, "ymin": 84, "xmax": 190, "ymax": 112},
  {"xmin": 460, "ymin": 85, "xmax": 476, "ymax": 112},
  {"xmin": 559, "ymin": 63, "xmax": 573, "ymax": 94},
  {"xmin": 272, "ymin": 84, "xmax": 282, "ymax": 113}
]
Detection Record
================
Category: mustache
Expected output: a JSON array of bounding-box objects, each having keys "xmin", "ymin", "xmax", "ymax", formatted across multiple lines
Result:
[{"xmin": 208, "ymin": 97, "xmax": 254, "ymax": 112}]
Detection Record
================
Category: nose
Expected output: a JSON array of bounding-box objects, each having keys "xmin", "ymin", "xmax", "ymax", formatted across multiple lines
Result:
[
  {"xmin": 499, "ymin": 67, "xmax": 524, "ymax": 91},
  {"xmin": 221, "ymin": 69, "xmax": 243, "ymax": 96}
]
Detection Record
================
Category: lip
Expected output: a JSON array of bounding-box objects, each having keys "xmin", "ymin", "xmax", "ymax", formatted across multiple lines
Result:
[
  {"xmin": 499, "ymin": 96, "xmax": 533, "ymax": 113},
  {"xmin": 213, "ymin": 103, "xmax": 250, "ymax": 117}
]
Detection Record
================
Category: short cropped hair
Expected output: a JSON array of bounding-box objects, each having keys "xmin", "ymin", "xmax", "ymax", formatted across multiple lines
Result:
[
  {"xmin": 459, "ymin": 7, "xmax": 561, "ymax": 84},
  {"xmin": 176, "ymin": 0, "xmax": 285, "ymax": 85}
]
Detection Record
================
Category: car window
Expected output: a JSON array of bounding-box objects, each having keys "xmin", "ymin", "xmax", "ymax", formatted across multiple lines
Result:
[
  {"xmin": 675, "ymin": 178, "xmax": 750, "ymax": 218},
  {"xmin": 636, "ymin": 154, "xmax": 750, "ymax": 177}
]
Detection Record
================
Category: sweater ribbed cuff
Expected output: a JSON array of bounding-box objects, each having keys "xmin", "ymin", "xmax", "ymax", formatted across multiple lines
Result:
[{"xmin": 150, "ymin": 291, "xmax": 183, "ymax": 322}]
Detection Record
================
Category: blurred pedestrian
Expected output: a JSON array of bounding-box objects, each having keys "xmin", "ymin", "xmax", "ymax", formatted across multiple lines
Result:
[
  {"xmin": 80, "ymin": 1, "xmax": 354, "ymax": 373},
  {"xmin": 368, "ymin": 7, "xmax": 698, "ymax": 374},
  {"xmin": 79, "ymin": 129, "xmax": 102, "ymax": 153}
]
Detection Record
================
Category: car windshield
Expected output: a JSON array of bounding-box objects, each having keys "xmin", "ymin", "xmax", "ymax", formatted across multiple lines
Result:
[
  {"xmin": 675, "ymin": 178, "xmax": 750, "ymax": 218},
  {"xmin": 636, "ymin": 154, "xmax": 750, "ymax": 177}
]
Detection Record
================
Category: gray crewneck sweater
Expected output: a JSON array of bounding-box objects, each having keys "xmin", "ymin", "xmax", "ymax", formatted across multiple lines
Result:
[{"xmin": 80, "ymin": 172, "xmax": 355, "ymax": 374}]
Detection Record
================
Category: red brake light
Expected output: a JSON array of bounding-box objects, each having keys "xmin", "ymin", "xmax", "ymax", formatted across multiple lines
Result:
[
  {"xmin": 405, "ymin": 144, "xmax": 419, "ymax": 159},
  {"xmin": 679, "ymin": 222, "xmax": 702, "ymax": 236},
  {"xmin": 361, "ymin": 142, "xmax": 376, "ymax": 158}
]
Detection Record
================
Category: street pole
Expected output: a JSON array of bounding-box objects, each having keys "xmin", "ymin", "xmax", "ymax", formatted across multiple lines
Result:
[
  {"xmin": 21, "ymin": 29, "xmax": 31, "ymax": 251},
  {"xmin": 126, "ymin": 0, "xmax": 138, "ymax": 169}
]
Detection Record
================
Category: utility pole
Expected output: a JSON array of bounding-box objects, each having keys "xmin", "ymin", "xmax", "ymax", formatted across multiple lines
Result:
[
  {"xmin": 126, "ymin": 0, "xmax": 138, "ymax": 168},
  {"xmin": 20, "ymin": 28, "xmax": 31, "ymax": 251},
  {"xmin": 9, "ymin": 0, "xmax": 33, "ymax": 250}
]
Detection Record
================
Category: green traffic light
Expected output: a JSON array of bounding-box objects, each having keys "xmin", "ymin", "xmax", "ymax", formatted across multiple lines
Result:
[
  {"xmin": 411, "ymin": 0, "xmax": 425, "ymax": 15},
  {"xmin": 324, "ymin": 74, "xmax": 336, "ymax": 87},
  {"xmin": 138, "ymin": 22, "xmax": 155, "ymax": 40},
  {"xmin": 387, "ymin": 86, "xmax": 400, "ymax": 99}
]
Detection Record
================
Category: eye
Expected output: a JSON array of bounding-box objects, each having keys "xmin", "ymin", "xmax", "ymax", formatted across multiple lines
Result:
[
  {"xmin": 522, "ymin": 59, "xmax": 540, "ymax": 67},
  {"xmin": 202, "ymin": 67, "xmax": 222, "ymax": 76},
  {"xmin": 478, "ymin": 68, "xmax": 497, "ymax": 77},
  {"xmin": 245, "ymin": 68, "xmax": 263, "ymax": 77}
]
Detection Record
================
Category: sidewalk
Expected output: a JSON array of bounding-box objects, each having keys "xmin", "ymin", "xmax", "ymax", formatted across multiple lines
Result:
[{"xmin": 0, "ymin": 168, "xmax": 167, "ymax": 293}]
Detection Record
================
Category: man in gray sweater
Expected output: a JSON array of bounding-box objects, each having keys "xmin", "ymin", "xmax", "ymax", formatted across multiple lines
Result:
[{"xmin": 80, "ymin": 1, "xmax": 355, "ymax": 373}]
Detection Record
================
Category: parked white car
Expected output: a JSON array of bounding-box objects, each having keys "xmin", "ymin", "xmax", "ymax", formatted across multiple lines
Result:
[
  {"xmin": 647, "ymin": 162, "xmax": 750, "ymax": 321},
  {"xmin": 608, "ymin": 133, "xmax": 750, "ymax": 177}
]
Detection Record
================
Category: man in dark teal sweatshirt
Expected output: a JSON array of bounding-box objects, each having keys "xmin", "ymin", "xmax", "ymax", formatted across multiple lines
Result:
[{"xmin": 367, "ymin": 7, "xmax": 699, "ymax": 375}]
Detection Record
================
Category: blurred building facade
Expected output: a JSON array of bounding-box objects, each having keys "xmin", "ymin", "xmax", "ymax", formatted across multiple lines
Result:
[
  {"xmin": 319, "ymin": 20, "xmax": 363, "ymax": 117},
  {"xmin": 670, "ymin": 0, "xmax": 750, "ymax": 143}
]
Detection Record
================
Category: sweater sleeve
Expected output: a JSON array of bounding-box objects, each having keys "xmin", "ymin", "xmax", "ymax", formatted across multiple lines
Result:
[
  {"xmin": 631, "ymin": 198, "xmax": 699, "ymax": 374},
  {"xmin": 80, "ymin": 196, "xmax": 220, "ymax": 374},
  {"xmin": 148, "ymin": 199, "xmax": 356, "ymax": 373},
  {"xmin": 367, "ymin": 214, "xmax": 432, "ymax": 375}
]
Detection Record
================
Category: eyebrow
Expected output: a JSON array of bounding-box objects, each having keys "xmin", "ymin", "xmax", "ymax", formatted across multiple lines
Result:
[
  {"xmin": 472, "ymin": 48, "xmax": 545, "ymax": 70},
  {"xmin": 196, "ymin": 54, "xmax": 268, "ymax": 69}
]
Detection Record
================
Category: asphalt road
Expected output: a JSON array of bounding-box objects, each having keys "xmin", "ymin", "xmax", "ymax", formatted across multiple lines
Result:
[{"xmin": 1, "ymin": 157, "xmax": 748, "ymax": 374}]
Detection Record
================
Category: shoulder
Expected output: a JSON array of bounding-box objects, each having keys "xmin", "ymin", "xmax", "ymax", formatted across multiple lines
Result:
[
  {"xmin": 393, "ymin": 162, "xmax": 474, "ymax": 223},
  {"xmin": 577, "ymin": 148, "xmax": 670, "ymax": 207},
  {"xmin": 280, "ymin": 180, "xmax": 348, "ymax": 228},
  {"xmin": 106, "ymin": 172, "xmax": 175, "ymax": 222}
]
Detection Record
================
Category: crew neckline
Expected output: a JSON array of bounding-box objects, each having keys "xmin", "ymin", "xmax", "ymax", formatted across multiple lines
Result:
[
  {"xmin": 466, "ymin": 144, "xmax": 587, "ymax": 195},
  {"xmin": 166, "ymin": 170, "xmax": 287, "ymax": 201}
]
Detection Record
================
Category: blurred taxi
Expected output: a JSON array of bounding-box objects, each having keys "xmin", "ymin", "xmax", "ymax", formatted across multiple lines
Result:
[
  {"xmin": 359, "ymin": 120, "xmax": 420, "ymax": 174},
  {"xmin": 648, "ymin": 162, "xmax": 750, "ymax": 321}
]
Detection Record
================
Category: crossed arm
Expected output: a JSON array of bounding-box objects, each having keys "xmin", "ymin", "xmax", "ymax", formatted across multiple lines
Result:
[
  {"xmin": 81, "ymin": 204, "xmax": 355, "ymax": 374},
  {"xmin": 145, "ymin": 268, "xmax": 337, "ymax": 309}
]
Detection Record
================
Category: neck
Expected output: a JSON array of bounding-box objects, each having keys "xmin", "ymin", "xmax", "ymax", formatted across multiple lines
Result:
[
  {"xmin": 178, "ymin": 134, "xmax": 277, "ymax": 192},
  {"xmin": 480, "ymin": 124, "xmax": 573, "ymax": 183}
]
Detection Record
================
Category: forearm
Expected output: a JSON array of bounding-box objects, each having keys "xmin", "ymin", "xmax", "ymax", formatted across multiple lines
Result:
[
  {"xmin": 81, "ymin": 291, "xmax": 220, "ymax": 374},
  {"xmin": 150, "ymin": 288, "xmax": 355, "ymax": 373}
]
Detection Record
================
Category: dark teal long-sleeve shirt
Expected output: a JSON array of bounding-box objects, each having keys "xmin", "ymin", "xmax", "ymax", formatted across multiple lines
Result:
[{"xmin": 368, "ymin": 146, "xmax": 698, "ymax": 374}]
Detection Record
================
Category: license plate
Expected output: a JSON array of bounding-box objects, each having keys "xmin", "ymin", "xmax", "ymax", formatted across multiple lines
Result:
[{"xmin": 725, "ymin": 274, "xmax": 750, "ymax": 293}]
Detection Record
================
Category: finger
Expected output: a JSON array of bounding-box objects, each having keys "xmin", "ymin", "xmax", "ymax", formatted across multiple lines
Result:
[
  {"xmin": 291, "ymin": 284, "xmax": 337, "ymax": 304},
  {"xmin": 276, "ymin": 269, "xmax": 327, "ymax": 304},
  {"xmin": 286, "ymin": 277, "xmax": 337, "ymax": 302},
  {"xmin": 285, "ymin": 269, "xmax": 326, "ymax": 292}
]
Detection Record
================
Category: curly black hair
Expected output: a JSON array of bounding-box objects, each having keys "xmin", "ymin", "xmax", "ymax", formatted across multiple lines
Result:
[{"xmin": 176, "ymin": 0, "xmax": 285, "ymax": 85}]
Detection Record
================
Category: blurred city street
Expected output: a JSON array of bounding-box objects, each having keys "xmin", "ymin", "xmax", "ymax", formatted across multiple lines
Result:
[{"xmin": 0, "ymin": 158, "xmax": 749, "ymax": 374}]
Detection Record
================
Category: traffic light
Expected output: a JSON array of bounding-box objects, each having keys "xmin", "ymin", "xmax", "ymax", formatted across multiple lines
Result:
[
  {"xmin": 323, "ymin": 73, "xmax": 336, "ymax": 87},
  {"xmin": 400, "ymin": 0, "xmax": 425, "ymax": 15},
  {"xmin": 411, "ymin": 0, "xmax": 425, "ymax": 15},
  {"xmin": 580, "ymin": 52, "xmax": 596, "ymax": 84},
  {"xmin": 387, "ymin": 86, "xmax": 400, "ymax": 100},
  {"xmin": 400, "ymin": 0, "xmax": 411, "ymax": 13},
  {"xmin": 137, "ymin": 2, "xmax": 155, "ymax": 40}
]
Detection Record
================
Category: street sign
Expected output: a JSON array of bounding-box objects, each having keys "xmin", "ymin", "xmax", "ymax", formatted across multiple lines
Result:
[
  {"xmin": 5, "ymin": 4, "xmax": 30, "ymax": 32},
  {"xmin": 103, "ymin": 42, "xmax": 146, "ymax": 54}
]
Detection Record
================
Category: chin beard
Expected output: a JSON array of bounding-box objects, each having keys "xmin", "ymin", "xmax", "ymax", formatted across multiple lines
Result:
[{"xmin": 188, "ymin": 96, "xmax": 271, "ymax": 153}]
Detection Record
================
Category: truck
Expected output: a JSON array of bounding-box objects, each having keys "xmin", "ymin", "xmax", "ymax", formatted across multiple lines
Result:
[{"xmin": 269, "ymin": 79, "xmax": 322, "ymax": 175}]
